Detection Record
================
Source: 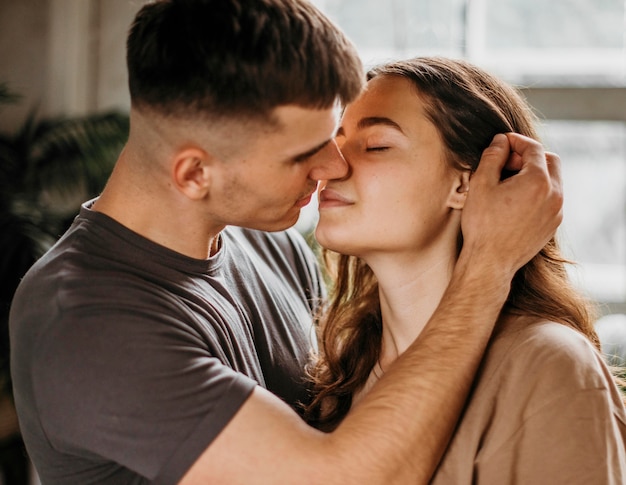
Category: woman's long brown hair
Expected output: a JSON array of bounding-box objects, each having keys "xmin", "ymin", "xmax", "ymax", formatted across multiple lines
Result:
[{"xmin": 305, "ymin": 56, "xmax": 610, "ymax": 431}]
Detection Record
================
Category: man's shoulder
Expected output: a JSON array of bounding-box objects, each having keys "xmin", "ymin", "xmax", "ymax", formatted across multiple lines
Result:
[
  {"xmin": 226, "ymin": 225, "xmax": 308, "ymax": 248},
  {"xmin": 225, "ymin": 226, "xmax": 316, "ymax": 266},
  {"xmin": 222, "ymin": 226, "xmax": 324, "ymax": 307}
]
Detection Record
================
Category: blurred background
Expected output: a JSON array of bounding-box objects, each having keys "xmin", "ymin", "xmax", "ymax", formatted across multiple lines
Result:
[{"xmin": 0, "ymin": 0, "xmax": 625, "ymax": 483}]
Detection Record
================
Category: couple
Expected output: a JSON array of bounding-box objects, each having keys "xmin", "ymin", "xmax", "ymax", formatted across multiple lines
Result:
[{"xmin": 8, "ymin": 0, "xmax": 624, "ymax": 483}]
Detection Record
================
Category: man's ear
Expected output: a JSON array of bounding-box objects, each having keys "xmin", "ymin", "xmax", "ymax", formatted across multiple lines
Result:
[
  {"xmin": 172, "ymin": 148, "xmax": 214, "ymax": 200},
  {"xmin": 447, "ymin": 170, "xmax": 471, "ymax": 210}
]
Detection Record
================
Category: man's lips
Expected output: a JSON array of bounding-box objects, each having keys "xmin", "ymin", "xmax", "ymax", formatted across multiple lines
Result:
[
  {"xmin": 318, "ymin": 188, "xmax": 353, "ymax": 208},
  {"xmin": 295, "ymin": 191, "xmax": 315, "ymax": 208}
]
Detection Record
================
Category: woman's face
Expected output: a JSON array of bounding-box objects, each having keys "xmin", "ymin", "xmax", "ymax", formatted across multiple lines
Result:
[{"xmin": 315, "ymin": 75, "xmax": 467, "ymax": 260}]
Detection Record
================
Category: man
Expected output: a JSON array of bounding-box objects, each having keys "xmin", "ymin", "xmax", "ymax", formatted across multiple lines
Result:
[{"xmin": 10, "ymin": 0, "xmax": 563, "ymax": 483}]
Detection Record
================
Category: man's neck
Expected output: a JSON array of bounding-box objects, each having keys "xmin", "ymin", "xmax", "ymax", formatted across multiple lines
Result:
[{"xmin": 93, "ymin": 155, "xmax": 224, "ymax": 260}]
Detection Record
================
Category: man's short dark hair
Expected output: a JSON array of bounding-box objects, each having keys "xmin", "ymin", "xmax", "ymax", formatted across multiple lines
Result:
[{"xmin": 127, "ymin": 0, "xmax": 364, "ymax": 120}]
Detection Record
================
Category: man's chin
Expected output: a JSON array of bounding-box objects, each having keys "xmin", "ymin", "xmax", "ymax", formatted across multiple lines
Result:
[{"xmin": 237, "ymin": 211, "xmax": 301, "ymax": 233}]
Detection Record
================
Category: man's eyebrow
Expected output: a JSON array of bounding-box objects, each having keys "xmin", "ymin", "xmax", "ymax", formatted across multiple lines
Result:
[
  {"xmin": 292, "ymin": 138, "xmax": 332, "ymax": 162},
  {"xmin": 335, "ymin": 116, "xmax": 404, "ymax": 138}
]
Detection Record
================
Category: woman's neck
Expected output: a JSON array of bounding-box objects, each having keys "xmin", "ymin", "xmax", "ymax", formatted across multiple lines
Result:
[
  {"xmin": 351, "ymin": 248, "xmax": 457, "ymax": 408},
  {"xmin": 369, "ymin": 249, "xmax": 457, "ymax": 371}
]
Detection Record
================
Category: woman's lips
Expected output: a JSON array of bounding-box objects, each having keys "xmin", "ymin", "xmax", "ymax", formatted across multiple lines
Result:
[{"xmin": 318, "ymin": 188, "xmax": 353, "ymax": 208}]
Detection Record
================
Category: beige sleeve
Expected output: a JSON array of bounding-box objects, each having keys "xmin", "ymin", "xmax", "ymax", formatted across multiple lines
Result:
[
  {"xmin": 476, "ymin": 386, "xmax": 626, "ymax": 484},
  {"xmin": 433, "ymin": 320, "xmax": 626, "ymax": 485},
  {"xmin": 475, "ymin": 324, "xmax": 626, "ymax": 485}
]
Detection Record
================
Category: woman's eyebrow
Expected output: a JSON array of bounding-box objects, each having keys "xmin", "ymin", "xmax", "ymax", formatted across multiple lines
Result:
[
  {"xmin": 357, "ymin": 116, "xmax": 404, "ymax": 134},
  {"xmin": 335, "ymin": 116, "xmax": 405, "ymax": 138}
]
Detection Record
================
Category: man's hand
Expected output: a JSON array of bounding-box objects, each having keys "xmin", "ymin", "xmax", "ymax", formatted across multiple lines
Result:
[{"xmin": 461, "ymin": 133, "xmax": 563, "ymax": 278}]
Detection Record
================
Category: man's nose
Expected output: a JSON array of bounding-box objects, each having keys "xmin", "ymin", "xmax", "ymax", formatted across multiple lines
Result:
[{"xmin": 308, "ymin": 139, "xmax": 348, "ymax": 181}]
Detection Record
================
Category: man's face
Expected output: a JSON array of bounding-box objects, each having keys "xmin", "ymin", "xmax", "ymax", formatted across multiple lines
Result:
[{"xmin": 205, "ymin": 105, "xmax": 348, "ymax": 232}]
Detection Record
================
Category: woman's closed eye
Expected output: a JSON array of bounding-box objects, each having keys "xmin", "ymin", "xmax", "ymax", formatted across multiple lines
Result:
[
  {"xmin": 364, "ymin": 133, "xmax": 397, "ymax": 153},
  {"xmin": 366, "ymin": 145, "xmax": 391, "ymax": 152}
]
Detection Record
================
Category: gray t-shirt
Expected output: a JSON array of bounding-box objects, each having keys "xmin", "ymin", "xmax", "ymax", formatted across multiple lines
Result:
[{"xmin": 10, "ymin": 201, "xmax": 325, "ymax": 484}]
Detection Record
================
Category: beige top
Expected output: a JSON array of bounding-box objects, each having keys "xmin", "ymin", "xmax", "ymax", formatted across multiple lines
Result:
[{"xmin": 431, "ymin": 317, "xmax": 626, "ymax": 485}]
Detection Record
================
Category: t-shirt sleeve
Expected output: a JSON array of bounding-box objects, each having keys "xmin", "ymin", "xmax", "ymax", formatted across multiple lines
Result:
[
  {"xmin": 476, "ymin": 324, "xmax": 626, "ymax": 484},
  {"xmin": 33, "ymin": 297, "xmax": 257, "ymax": 484}
]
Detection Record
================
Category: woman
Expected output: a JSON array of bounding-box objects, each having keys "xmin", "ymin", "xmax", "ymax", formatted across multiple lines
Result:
[{"xmin": 307, "ymin": 57, "xmax": 626, "ymax": 483}]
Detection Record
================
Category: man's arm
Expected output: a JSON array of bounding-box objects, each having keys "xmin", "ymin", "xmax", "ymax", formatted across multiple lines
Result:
[{"xmin": 180, "ymin": 133, "xmax": 563, "ymax": 484}]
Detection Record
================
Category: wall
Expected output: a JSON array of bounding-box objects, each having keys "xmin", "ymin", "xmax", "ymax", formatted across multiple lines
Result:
[
  {"xmin": 0, "ymin": 0, "xmax": 50, "ymax": 132},
  {"xmin": 0, "ymin": 0, "xmax": 140, "ymax": 133}
]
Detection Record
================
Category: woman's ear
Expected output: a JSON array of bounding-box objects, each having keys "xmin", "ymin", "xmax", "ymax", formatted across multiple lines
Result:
[
  {"xmin": 172, "ymin": 148, "xmax": 213, "ymax": 200},
  {"xmin": 447, "ymin": 170, "xmax": 470, "ymax": 210}
]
